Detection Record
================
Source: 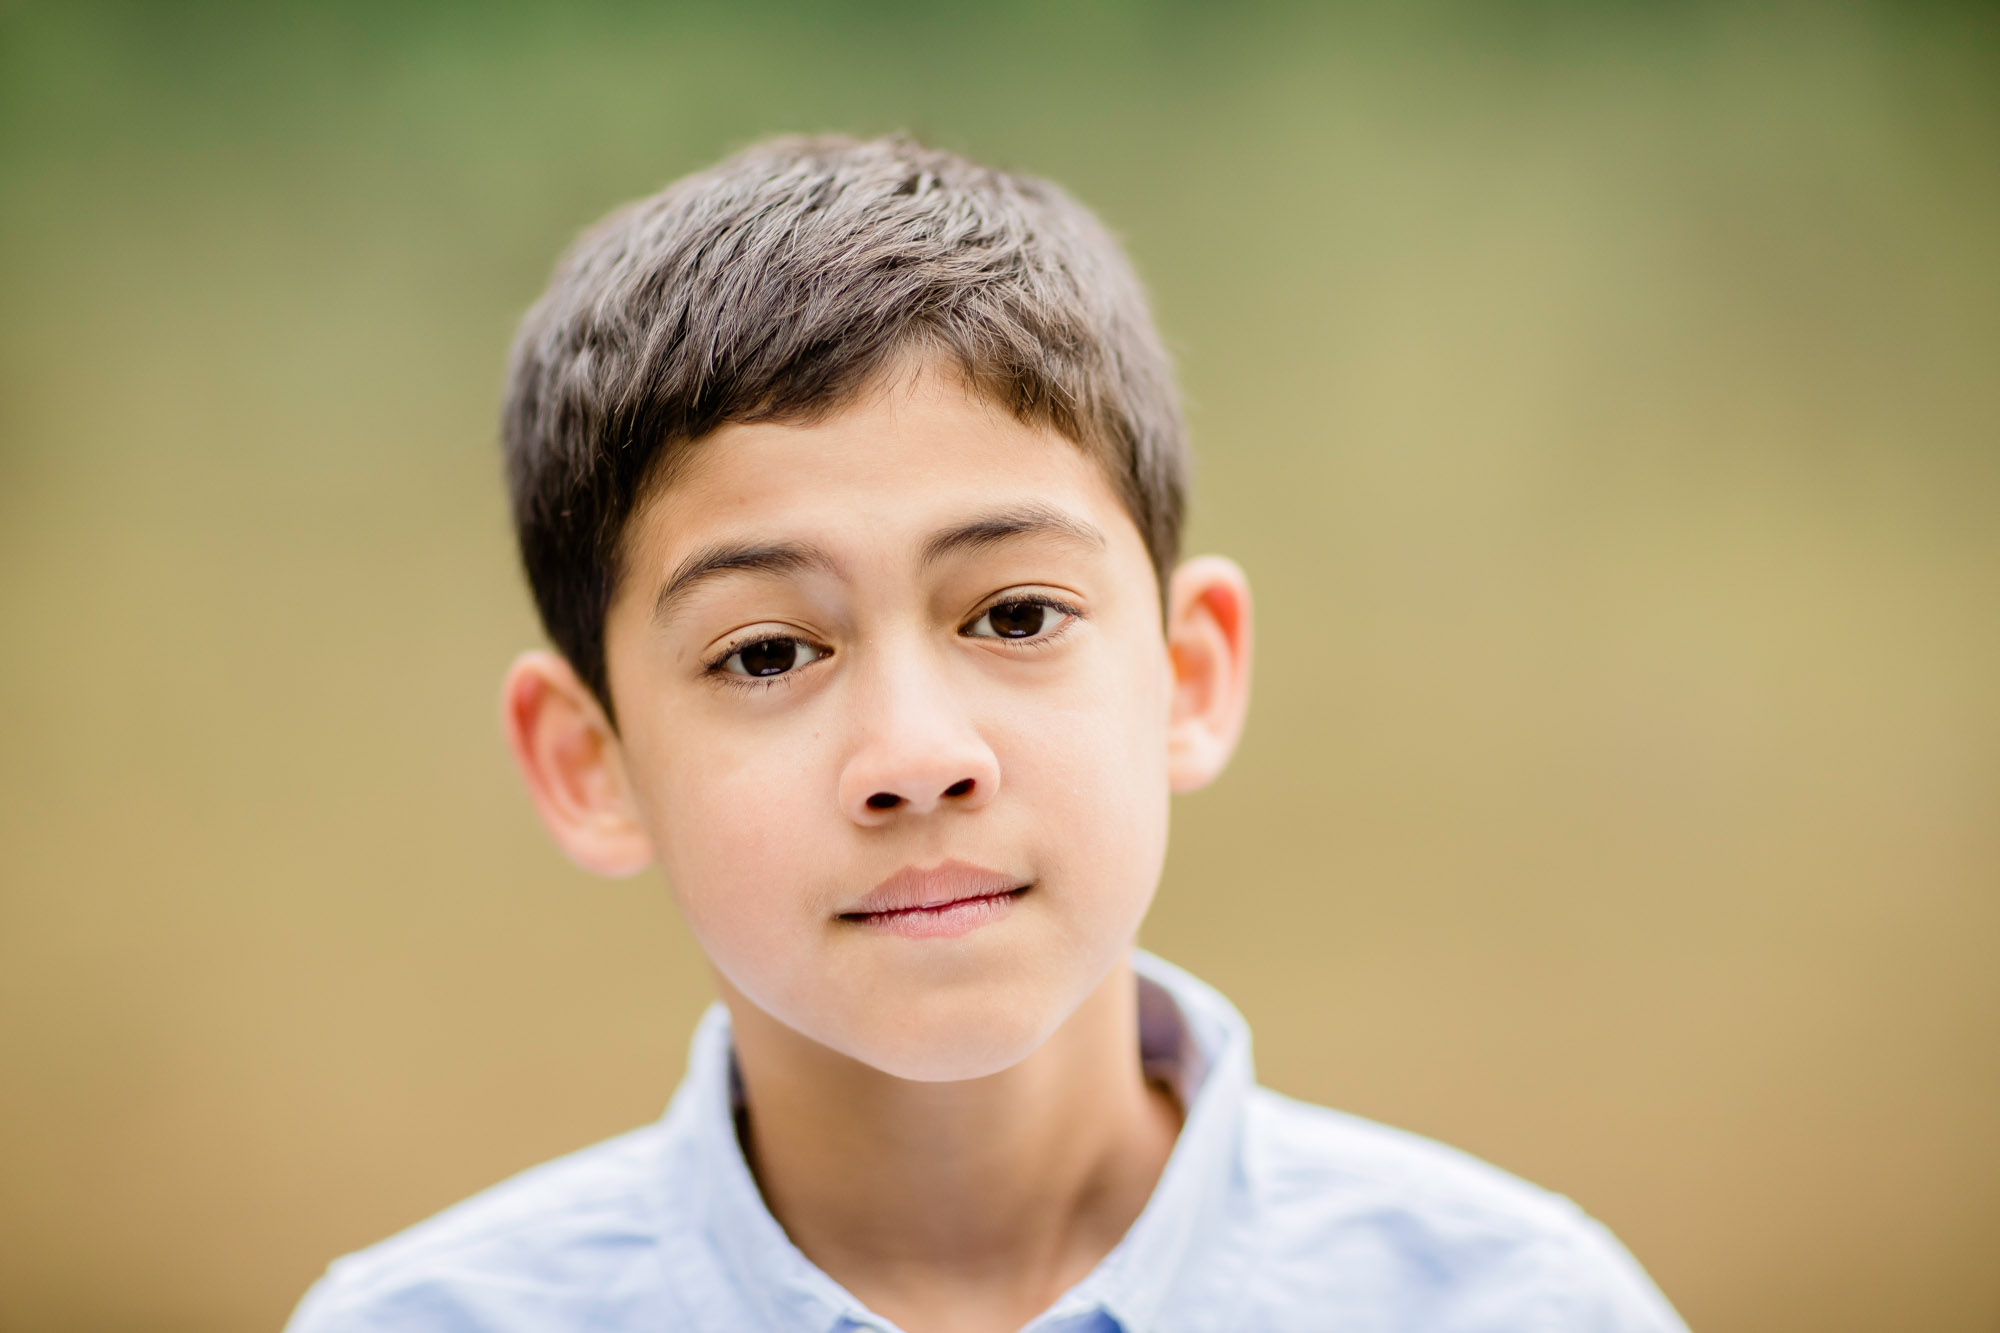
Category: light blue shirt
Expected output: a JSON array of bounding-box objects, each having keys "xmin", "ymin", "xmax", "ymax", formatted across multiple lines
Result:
[{"xmin": 288, "ymin": 952, "xmax": 1686, "ymax": 1332}]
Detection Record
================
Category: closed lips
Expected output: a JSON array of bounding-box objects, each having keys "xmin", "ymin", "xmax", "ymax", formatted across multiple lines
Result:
[{"xmin": 840, "ymin": 860, "xmax": 1028, "ymax": 920}]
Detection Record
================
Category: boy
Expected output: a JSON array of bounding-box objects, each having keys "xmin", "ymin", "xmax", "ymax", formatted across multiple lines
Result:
[{"xmin": 287, "ymin": 136, "xmax": 1686, "ymax": 1332}]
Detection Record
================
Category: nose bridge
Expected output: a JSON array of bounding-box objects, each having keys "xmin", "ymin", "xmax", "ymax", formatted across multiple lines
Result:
[{"xmin": 839, "ymin": 628, "xmax": 998, "ymax": 820}]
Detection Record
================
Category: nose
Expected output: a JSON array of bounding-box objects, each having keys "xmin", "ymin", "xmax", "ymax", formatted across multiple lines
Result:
[{"xmin": 837, "ymin": 648, "xmax": 1000, "ymax": 825}]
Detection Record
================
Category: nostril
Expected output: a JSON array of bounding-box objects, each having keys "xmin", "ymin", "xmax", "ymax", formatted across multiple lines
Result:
[
  {"xmin": 866, "ymin": 792, "xmax": 902, "ymax": 810},
  {"xmin": 944, "ymin": 779, "xmax": 975, "ymax": 798}
]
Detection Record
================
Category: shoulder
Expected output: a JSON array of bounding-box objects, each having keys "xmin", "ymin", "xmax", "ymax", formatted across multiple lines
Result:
[
  {"xmin": 284, "ymin": 1124, "xmax": 671, "ymax": 1333},
  {"xmin": 1242, "ymin": 1088, "xmax": 1686, "ymax": 1331}
]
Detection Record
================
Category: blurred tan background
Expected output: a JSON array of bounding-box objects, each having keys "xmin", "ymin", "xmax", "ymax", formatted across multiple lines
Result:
[{"xmin": 2, "ymin": 2, "xmax": 1996, "ymax": 1330}]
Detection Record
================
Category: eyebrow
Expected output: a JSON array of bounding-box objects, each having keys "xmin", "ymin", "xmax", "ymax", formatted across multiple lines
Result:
[
  {"xmin": 651, "ymin": 542, "xmax": 836, "ymax": 625},
  {"xmin": 650, "ymin": 503, "xmax": 1107, "ymax": 626},
  {"xmin": 919, "ymin": 503, "xmax": 1106, "ymax": 567}
]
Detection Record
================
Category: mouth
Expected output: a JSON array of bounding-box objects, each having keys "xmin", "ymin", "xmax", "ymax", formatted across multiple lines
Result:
[{"xmin": 838, "ymin": 860, "xmax": 1031, "ymax": 939}]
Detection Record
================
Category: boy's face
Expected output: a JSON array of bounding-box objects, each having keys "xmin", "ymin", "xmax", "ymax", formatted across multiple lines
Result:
[{"xmin": 515, "ymin": 360, "xmax": 1248, "ymax": 1082}]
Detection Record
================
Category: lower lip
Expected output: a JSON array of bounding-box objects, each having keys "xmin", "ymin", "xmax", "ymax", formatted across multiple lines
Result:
[{"xmin": 846, "ymin": 888, "xmax": 1027, "ymax": 939}]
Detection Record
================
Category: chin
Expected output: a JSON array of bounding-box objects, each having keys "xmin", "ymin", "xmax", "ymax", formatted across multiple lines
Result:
[{"xmin": 842, "ymin": 1004, "xmax": 1062, "ymax": 1083}]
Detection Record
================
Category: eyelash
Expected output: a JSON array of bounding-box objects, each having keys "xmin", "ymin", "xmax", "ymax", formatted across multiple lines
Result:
[
  {"xmin": 959, "ymin": 592, "xmax": 1084, "ymax": 644},
  {"xmin": 701, "ymin": 592, "xmax": 1084, "ymax": 692},
  {"xmin": 703, "ymin": 631, "xmax": 831, "ymax": 693}
]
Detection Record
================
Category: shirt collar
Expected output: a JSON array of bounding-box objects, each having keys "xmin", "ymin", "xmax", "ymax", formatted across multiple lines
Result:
[
  {"xmin": 1059, "ymin": 951, "xmax": 1258, "ymax": 1333},
  {"xmin": 651, "ymin": 950, "xmax": 1257, "ymax": 1333}
]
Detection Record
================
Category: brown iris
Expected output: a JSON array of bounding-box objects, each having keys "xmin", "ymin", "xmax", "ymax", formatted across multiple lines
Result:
[
  {"xmin": 985, "ymin": 601, "xmax": 1048, "ymax": 638},
  {"xmin": 737, "ymin": 638, "xmax": 802, "ymax": 676}
]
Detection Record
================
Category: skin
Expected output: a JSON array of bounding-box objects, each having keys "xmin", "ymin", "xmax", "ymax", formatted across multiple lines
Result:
[{"xmin": 502, "ymin": 357, "xmax": 1252, "ymax": 1333}]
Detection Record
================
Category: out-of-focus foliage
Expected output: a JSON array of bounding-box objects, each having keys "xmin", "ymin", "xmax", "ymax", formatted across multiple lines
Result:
[{"xmin": 2, "ymin": 3, "xmax": 1996, "ymax": 1331}]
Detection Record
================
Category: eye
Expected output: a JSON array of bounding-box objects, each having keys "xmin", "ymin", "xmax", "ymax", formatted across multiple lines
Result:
[
  {"xmin": 719, "ymin": 636, "xmax": 825, "ymax": 678},
  {"xmin": 964, "ymin": 597, "xmax": 1074, "ymax": 641}
]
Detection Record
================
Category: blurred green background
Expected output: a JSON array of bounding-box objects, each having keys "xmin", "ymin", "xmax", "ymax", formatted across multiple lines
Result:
[{"xmin": 3, "ymin": 2, "xmax": 1997, "ymax": 1329}]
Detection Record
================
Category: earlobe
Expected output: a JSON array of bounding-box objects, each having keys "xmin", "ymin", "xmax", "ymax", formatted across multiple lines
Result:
[
  {"xmin": 1164, "ymin": 556, "xmax": 1253, "ymax": 794},
  {"xmin": 500, "ymin": 651, "xmax": 657, "ymax": 876}
]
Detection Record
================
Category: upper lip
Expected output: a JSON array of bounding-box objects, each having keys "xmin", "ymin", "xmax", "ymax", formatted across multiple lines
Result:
[{"xmin": 841, "ymin": 859, "xmax": 1026, "ymax": 917}]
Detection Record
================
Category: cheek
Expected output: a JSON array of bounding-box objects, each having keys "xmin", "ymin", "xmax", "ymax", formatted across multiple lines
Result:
[
  {"xmin": 635, "ymin": 716, "xmax": 835, "ymax": 962},
  {"xmin": 1007, "ymin": 633, "xmax": 1174, "ymax": 910}
]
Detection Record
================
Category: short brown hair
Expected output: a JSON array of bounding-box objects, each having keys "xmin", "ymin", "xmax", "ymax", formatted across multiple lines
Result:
[{"xmin": 501, "ymin": 134, "xmax": 1188, "ymax": 716}]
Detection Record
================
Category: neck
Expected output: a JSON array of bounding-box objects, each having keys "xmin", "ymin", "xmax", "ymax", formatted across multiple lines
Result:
[{"xmin": 718, "ymin": 959, "xmax": 1181, "ymax": 1333}]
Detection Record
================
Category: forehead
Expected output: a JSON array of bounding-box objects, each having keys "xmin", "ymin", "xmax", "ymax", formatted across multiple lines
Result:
[{"xmin": 621, "ymin": 363, "xmax": 1143, "ymax": 584}]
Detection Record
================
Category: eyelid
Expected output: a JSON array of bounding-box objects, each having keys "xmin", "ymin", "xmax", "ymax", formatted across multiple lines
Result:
[
  {"xmin": 701, "ymin": 625, "xmax": 832, "ymax": 676},
  {"xmin": 959, "ymin": 589, "xmax": 1085, "ymax": 639},
  {"xmin": 720, "ymin": 639, "xmax": 826, "ymax": 679}
]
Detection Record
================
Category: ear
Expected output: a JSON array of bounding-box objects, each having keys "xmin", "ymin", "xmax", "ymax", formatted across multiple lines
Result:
[
  {"xmin": 1165, "ymin": 555, "xmax": 1253, "ymax": 794},
  {"xmin": 500, "ymin": 650, "xmax": 656, "ymax": 876}
]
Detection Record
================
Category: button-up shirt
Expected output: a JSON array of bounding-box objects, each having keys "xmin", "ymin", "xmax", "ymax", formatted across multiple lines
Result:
[{"xmin": 287, "ymin": 951, "xmax": 1687, "ymax": 1332}]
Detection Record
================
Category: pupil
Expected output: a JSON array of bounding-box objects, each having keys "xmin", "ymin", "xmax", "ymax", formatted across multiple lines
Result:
[
  {"xmin": 739, "ymin": 639, "xmax": 796, "ymax": 676},
  {"xmin": 989, "ymin": 601, "xmax": 1044, "ymax": 638}
]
